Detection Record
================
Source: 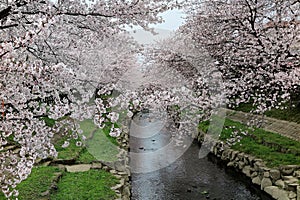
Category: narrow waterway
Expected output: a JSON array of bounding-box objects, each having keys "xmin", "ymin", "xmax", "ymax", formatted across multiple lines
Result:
[{"xmin": 130, "ymin": 112, "xmax": 271, "ymax": 200}]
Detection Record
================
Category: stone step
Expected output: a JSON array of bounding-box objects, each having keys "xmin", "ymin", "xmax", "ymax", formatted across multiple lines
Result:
[{"xmin": 66, "ymin": 164, "xmax": 91, "ymax": 172}]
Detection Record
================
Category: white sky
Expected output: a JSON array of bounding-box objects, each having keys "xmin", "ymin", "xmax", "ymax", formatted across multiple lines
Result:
[{"xmin": 149, "ymin": 9, "xmax": 186, "ymax": 31}]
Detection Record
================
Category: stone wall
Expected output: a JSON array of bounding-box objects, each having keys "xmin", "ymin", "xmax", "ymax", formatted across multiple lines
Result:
[{"xmin": 209, "ymin": 141, "xmax": 300, "ymax": 200}]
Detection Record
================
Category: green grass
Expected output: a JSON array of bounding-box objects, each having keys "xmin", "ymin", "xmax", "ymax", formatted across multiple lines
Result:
[
  {"xmin": 54, "ymin": 138, "xmax": 83, "ymax": 160},
  {"xmin": 79, "ymin": 119, "xmax": 118, "ymax": 146},
  {"xmin": 199, "ymin": 118, "xmax": 300, "ymax": 167},
  {"xmin": 79, "ymin": 119, "xmax": 119, "ymax": 162},
  {"xmin": 50, "ymin": 170, "xmax": 118, "ymax": 200},
  {"xmin": 0, "ymin": 168, "xmax": 119, "ymax": 200},
  {"xmin": 84, "ymin": 128, "xmax": 119, "ymax": 162},
  {"xmin": 79, "ymin": 119, "xmax": 96, "ymax": 138},
  {"xmin": 76, "ymin": 148, "xmax": 96, "ymax": 164},
  {"xmin": 0, "ymin": 166, "xmax": 62, "ymax": 200}
]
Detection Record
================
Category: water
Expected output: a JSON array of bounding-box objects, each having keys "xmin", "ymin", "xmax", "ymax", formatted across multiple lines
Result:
[{"xmin": 130, "ymin": 112, "xmax": 271, "ymax": 200}]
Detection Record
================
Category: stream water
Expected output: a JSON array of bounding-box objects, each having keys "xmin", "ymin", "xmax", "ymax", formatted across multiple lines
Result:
[{"xmin": 129, "ymin": 112, "xmax": 272, "ymax": 200}]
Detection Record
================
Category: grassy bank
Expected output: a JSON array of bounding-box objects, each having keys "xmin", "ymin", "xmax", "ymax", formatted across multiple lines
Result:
[
  {"xmin": 0, "ymin": 119, "xmax": 121, "ymax": 199},
  {"xmin": 0, "ymin": 166, "xmax": 118, "ymax": 200},
  {"xmin": 234, "ymin": 103, "xmax": 300, "ymax": 124},
  {"xmin": 50, "ymin": 169, "xmax": 118, "ymax": 200},
  {"xmin": 199, "ymin": 118, "xmax": 300, "ymax": 167}
]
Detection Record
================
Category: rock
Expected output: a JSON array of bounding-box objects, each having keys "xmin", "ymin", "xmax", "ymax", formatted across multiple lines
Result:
[
  {"xmin": 289, "ymin": 191, "xmax": 297, "ymax": 199},
  {"xmin": 238, "ymin": 161, "xmax": 245, "ymax": 170},
  {"xmin": 237, "ymin": 152, "xmax": 245, "ymax": 160},
  {"xmin": 114, "ymin": 175, "xmax": 122, "ymax": 179},
  {"xmin": 243, "ymin": 156, "xmax": 249, "ymax": 165},
  {"xmin": 282, "ymin": 176, "xmax": 298, "ymax": 185},
  {"xmin": 264, "ymin": 186, "xmax": 289, "ymax": 200},
  {"xmin": 270, "ymin": 169, "xmax": 281, "ymax": 181},
  {"xmin": 40, "ymin": 190, "xmax": 50, "ymax": 197},
  {"xmin": 297, "ymin": 186, "xmax": 300, "ymax": 200},
  {"xmin": 263, "ymin": 172, "xmax": 270, "ymax": 178},
  {"xmin": 114, "ymin": 161, "xmax": 126, "ymax": 172},
  {"xmin": 122, "ymin": 187, "xmax": 131, "ymax": 199},
  {"xmin": 231, "ymin": 151, "xmax": 238, "ymax": 160},
  {"xmin": 280, "ymin": 165, "xmax": 300, "ymax": 176},
  {"xmin": 261, "ymin": 178, "xmax": 272, "ymax": 190},
  {"xmin": 57, "ymin": 164, "xmax": 66, "ymax": 171},
  {"xmin": 110, "ymin": 169, "xmax": 117, "ymax": 174},
  {"xmin": 111, "ymin": 184, "xmax": 123, "ymax": 190},
  {"xmin": 242, "ymin": 166, "xmax": 252, "ymax": 177},
  {"xmin": 286, "ymin": 183, "xmax": 299, "ymax": 192},
  {"xmin": 221, "ymin": 149, "xmax": 231, "ymax": 160},
  {"xmin": 118, "ymin": 171, "xmax": 127, "ymax": 176},
  {"xmin": 254, "ymin": 161, "xmax": 265, "ymax": 171},
  {"xmin": 251, "ymin": 172, "xmax": 258, "ymax": 178},
  {"xmin": 66, "ymin": 164, "xmax": 91, "ymax": 172},
  {"xmin": 91, "ymin": 162, "xmax": 102, "ymax": 169},
  {"xmin": 42, "ymin": 161, "xmax": 51, "ymax": 166},
  {"xmin": 275, "ymin": 180, "xmax": 285, "ymax": 189},
  {"xmin": 227, "ymin": 162, "xmax": 234, "ymax": 167},
  {"xmin": 248, "ymin": 156, "xmax": 256, "ymax": 166},
  {"xmin": 294, "ymin": 170, "xmax": 300, "ymax": 178},
  {"xmin": 252, "ymin": 176, "xmax": 261, "ymax": 185}
]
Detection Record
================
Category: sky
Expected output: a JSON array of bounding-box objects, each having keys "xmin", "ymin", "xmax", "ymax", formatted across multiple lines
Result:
[
  {"xmin": 129, "ymin": 8, "xmax": 186, "ymax": 44},
  {"xmin": 149, "ymin": 9, "xmax": 186, "ymax": 31}
]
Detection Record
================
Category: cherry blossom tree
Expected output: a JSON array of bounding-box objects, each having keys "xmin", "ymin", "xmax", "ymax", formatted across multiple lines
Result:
[
  {"xmin": 0, "ymin": 0, "xmax": 181, "ymax": 198},
  {"xmin": 181, "ymin": 0, "xmax": 300, "ymax": 114}
]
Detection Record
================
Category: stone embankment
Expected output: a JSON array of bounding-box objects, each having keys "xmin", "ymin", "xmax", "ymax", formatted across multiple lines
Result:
[
  {"xmin": 207, "ymin": 140, "xmax": 300, "ymax": 200},
  {"xmin": 37, "ymin": 128, "xmax": 131, "ymax": 200},
  {"xmin": 196, "ymin": 110, "xmax": 300, "ymax": 199}
]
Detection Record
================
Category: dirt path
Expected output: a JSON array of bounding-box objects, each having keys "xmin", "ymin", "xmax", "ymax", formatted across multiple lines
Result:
[{"xmin": 225, "ymin": 109, "xmax": 300, "ymax": 142}]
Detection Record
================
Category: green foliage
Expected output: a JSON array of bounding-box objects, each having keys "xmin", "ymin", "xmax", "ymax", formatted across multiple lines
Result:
[
  {"xmin": 41, "ymin": 116, "xmax": 56, "ymax": 127},
  {"xmin": 199, "ymin": 118, "xmax": 300, "ymax": 167},
  {"xmin": 50, "ymin": 170, "xmax": 118, "ymax": 200},
  {"xmin": 103, "ymin": 123, "xmax": 119, "ymax": 146}
]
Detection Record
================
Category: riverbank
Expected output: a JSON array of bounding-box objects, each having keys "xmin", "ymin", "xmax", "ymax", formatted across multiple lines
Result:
[
  {"xmin": 0, "ymin": 119, "xmax": 131, "ymax": 200},
  {"xmin": 198, "ymin": 116, "xmax": 300, "ymax": 200}
]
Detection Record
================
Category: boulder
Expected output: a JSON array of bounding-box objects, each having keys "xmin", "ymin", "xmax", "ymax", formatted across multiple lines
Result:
[
  {"xmin": 242, "ymin": 166, "xmax": 252, "ymax": 178},
  {"xmin": 264, "ymin": 186, "xmax": 289, "ymax": 200},
  {"xmin": 254, "ymin": 161, "xmax": 265, "ymax": 171},
  {"xmin": 91, "ymin": 162, "xmax": 102, "ymax": 169},
  {"xmin": 231, "ymin": 151, "xmax": 238, "ymax": 160},
  {"xmin": 221, "ymin": 149, "xmax": 231, "ymax": 160},
  {"xmin": 275, "ymin": 180, "xmax": 285, "ymax": 189},
  {"xmin": 252, "ymin": 176, "xmax": 261, "ymax": 185},
  {"xmin": 294, "ymin": 170, "xmax": 300, "ymax": 178},
  {"xmin": 270, "ymin": 169, "xmax": 281, "ymax": 181},
  {"xmin": 251, "ymin": 172, "xmax": 258, "ymax": 179},
  {"xmin": 263, "ymin": 172, "xmax": 270, "ymax": 178},
  {"xmin": 238, "ymin": 161, "xmax": 245, "ymax": 170},
  {"xmin": 280, "ymin": 165, "xmax": 300, "ymax": 176},
  {"xmin": 66, "ymin": 164, "xmax": 91, "ymax": 172},
  {"xmin": 289, "ymin": 191, "xmax": 297, "ymax": 199},
  {"xmin": 227, "ymin": 162, "xmax": 235, "ymax": 167},
  {"xmin": 261, "ymin": 177, "xmax": 272, "ymax": 190}
]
